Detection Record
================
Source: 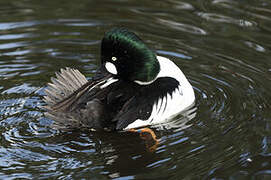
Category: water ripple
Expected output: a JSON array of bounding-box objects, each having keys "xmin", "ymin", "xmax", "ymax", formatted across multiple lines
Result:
[
  {"xmin": 156, "ymin": 18, "xmax": 207, "ymax": 35},
  {"xmin": 0, "ymin": 42, "xmax": 29, "ymax": 50},
  {"xmin": 197, "ymin": 12, "xmax": 256, "ymax": 27},
  {"xmin": 0, "ymin": 21, "xmax": 39, "ymax": 31},
  {"xmin": 0, "ymin": 33, "xmax": 35, "ymax": 40},
  {"xmin": 0, "ymin": 0, "xmax": 271, "ymax": 178}
]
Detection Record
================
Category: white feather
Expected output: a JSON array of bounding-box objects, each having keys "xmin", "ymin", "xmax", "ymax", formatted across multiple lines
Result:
[
  {"xmin": 125, "ymin": 56, "xmax": 195, "ymax": 130},
  {"xmin": 100, "ymin": 78, "xmax": 118, "ymax": 89},
  {"xmin": 159, "ymin": 96, "xmax": 167, "ymax": 115}
]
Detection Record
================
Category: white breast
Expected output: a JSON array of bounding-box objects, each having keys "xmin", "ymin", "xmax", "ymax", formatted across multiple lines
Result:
[{"xmin": 125, "ymin": 56, "xmax": 195, "ymax": 129}]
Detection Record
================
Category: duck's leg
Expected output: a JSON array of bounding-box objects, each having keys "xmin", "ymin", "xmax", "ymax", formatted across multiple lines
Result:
[{"xmin": 129, "ymin": 128, "xmax": 159, "ymax": 152}]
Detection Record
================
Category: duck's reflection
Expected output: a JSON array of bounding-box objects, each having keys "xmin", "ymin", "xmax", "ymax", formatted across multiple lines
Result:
[
  {"xmin": 95, "ymin": 106, "xmax": 196, "ymax": 178},
  {"xmin": 46, "ymin": 106, "xmax": 197, "ymax": 178}
]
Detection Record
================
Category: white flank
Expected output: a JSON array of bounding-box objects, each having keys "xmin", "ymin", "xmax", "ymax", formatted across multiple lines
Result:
[
  {"xmin": 105, "ymin": 62, "xmax": 117, "ymax": 75},
  {"xmin": 125, "ymin": 56, "xmax": 195, "ymax": 130}
]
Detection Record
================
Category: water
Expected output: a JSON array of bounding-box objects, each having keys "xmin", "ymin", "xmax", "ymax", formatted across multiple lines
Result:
[{"xmin": 1, "ymin": 0, "xmax": 271, "ymax": 179}]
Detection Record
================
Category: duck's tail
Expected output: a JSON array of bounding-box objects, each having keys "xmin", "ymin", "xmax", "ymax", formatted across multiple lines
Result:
[
  {"xmin": 43, "ymin": 68, "xmax": 91, "ymax": 131},
  {"xmin": 44, "ymin": 68, "xmax": 88, "ymax": 107}
]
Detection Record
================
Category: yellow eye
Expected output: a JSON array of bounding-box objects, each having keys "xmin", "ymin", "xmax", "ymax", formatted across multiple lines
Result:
[{"xmin": 112, "ymin": 57, "xmax": 117, "ymax": 61}]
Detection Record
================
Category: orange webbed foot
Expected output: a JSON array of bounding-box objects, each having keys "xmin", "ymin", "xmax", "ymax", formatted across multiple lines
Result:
[{"xmin": 128, "ymin": 127, "xmax": 159, "ymax": 152}]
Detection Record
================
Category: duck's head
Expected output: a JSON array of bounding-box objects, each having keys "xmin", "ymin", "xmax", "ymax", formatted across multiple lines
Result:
[{"xmin": 101, "ymin": 28, "xmax": 160, "ymax": 84}]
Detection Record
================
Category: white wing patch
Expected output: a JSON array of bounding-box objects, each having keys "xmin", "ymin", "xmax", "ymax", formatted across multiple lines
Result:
[
  {"xmin": 149, "ymin": 86, "xmax": 184, "ymax": 123},
  {"xmin": 124, "ymin": 56, "xmax": 195, "ymax": 130},
  {"xmin": 125, "ymin": 85, "xmax": 185, "ymax": 129},
  {"xmin": 159, "ymin": 96, "xmax": 167, "ymax": 115}
]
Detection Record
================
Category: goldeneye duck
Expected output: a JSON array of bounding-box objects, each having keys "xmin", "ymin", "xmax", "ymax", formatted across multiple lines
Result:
[{"xmin": 44, "ymin": 28, "xmax": 195, "ymax": 131}]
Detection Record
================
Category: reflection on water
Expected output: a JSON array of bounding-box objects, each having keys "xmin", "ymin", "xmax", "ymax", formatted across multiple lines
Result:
[{"xmin": 0, "ymin": 0, "xmax": 271, "ymax": 179}]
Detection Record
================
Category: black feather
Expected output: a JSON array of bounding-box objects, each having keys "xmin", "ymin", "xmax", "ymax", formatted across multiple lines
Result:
[{"xmin": 113, "ymin": 77, "xmax": 180, "ymax": 130}]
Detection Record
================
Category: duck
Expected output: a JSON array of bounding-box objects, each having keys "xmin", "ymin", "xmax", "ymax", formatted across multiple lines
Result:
[{"xmin": 43, "ymin": 28, "xmax": 195, "ymax": 132}]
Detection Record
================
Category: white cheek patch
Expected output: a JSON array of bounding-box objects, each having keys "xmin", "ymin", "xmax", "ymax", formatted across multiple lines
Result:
[{"xmin": 105, "ymin": 62, "xmax": 117, "ymax": 75}]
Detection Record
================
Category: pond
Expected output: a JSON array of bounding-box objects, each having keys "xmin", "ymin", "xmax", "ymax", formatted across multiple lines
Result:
[{"xmin": 0, "ymin": 0, "xmax": 271, "ymax": 179}]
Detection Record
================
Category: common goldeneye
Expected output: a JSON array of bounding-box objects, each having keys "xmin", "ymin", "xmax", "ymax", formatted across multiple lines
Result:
[{"xmin": 43, "ymin": 28, "xmax": 195, "ymax": 131}]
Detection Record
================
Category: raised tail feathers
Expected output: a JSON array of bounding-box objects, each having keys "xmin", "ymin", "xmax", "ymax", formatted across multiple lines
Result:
[
  {"xmin": 43, "ymin": 67, "xmax": 88, "ymax": 109},
  {"xmin": 43, "ymin": 68, "xmax": 90, "ymax": 130}
]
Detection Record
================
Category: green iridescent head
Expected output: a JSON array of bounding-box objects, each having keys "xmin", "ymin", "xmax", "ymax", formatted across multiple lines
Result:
[{"xmin": 101, "ymin": 28, "xmax": 160, "ymax": 84}]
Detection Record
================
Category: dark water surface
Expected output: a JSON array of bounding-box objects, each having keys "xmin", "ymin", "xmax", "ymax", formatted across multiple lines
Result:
[{"xmin": 1, "ymin": 0, "xmax": 271, "ymax": 179}]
